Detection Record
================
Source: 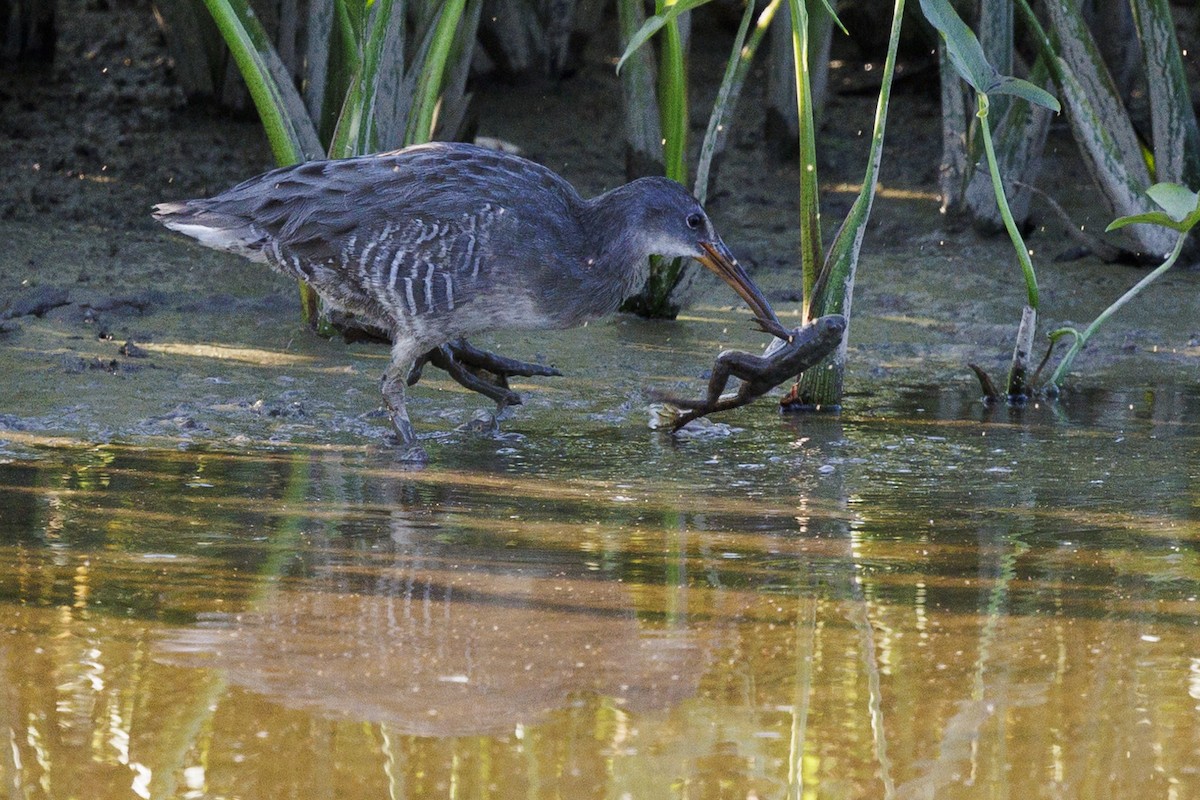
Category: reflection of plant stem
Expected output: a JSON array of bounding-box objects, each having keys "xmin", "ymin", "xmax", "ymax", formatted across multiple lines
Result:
[
  {"xmin": 967, "ymin": 531, "xmax": 1026, "ymax": 784},
  {"xmin": 666, "ymin": 510, "xmax": 687, "ymax": 625},
  {"xmin": 848, "ymin": 581, "xmax": 895, "ymax": 798},
  {"xmin": 150, "ymin": 677, "xmax": 228, "ymax": 800},
  {"xmin": 786, "ymin": 592, "xmax": 817, "ymax": 800},
  {"xmin": 1047, "ymin": 231, "xmax": 1187, "ymax": 387},
  {"xmin": 379, "ymin": 724, "xmax": 404, "ymax": 800},
  {"xmin": 150, "ymin": 452, "xmax": 316, "ymax": 799}
]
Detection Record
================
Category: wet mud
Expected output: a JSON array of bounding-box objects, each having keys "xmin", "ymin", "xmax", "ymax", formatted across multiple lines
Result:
[{"xmin": 1, "ymin": 0, "xmax": 1197, "ymax": 454}]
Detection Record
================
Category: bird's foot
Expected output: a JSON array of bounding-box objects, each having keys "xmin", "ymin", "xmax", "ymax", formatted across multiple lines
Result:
[
  {"xmin": 407, "ymin": 338, "xmax": 561, "ymax": 410},
  {"xmin": 380, "ymin": 394, "xmax": 429, "ymax": 463},
  {"xmin": 444, "ymin": 339, "xmax": 561, "ymax": 379}
]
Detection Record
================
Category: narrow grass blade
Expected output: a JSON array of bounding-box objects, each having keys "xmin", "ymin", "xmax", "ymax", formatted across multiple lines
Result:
[
  {"xmin": 694, "ymin": 0, "xmax": 782, "ymax": 204},
  {"xmin": 407, "ymin": 0, "xmax": 468, "ymax": 145},
  {"xmin": 329, "ymin": 0, "xmax": 402, "ymax": 157},
  {"xmin": 793, "ymin": 0, "xmax": 905, "ymax": 406},
  {"xmin": 200, "ymin": 0, "xmax": 322, "ymax": 164},
  {"xmin": 788, "ymin": 0, "xmax": 822, "ymax": 315},
  {"xmin": 657, "ymin": 1, "xmax": 689, "ymax": 185},
  {"xmin": 429, "ymin": 0, "xmax": 483, "ymax": 143},
  {"xmin": 615, "ymin": 0, "xmax": 709, "ymax": 74}
]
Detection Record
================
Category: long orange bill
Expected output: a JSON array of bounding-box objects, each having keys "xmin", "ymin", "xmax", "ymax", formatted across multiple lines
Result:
[{"xmin": 696, "ymin": 240, "xmax": 791, "ymax": 340}]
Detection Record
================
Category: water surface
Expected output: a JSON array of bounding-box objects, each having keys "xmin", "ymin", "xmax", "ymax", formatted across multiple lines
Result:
[{"xmin": 2, "ymin": 383, "xmax": 1199, "ymax": 799}]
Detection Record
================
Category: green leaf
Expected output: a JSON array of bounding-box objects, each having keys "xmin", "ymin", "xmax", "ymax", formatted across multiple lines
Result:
[
  {"xmin": 920, "ymin": 0, "xmax": 1060, "ymax": 115},
  {"xmin": 918, "ymin": 0, "xmax": 998, "ymax": 94},
  {"xmin": 407, "ymin": 0, "xmax": 467, "ymax": 144},
  {"xmin": 616, "ymin": 0, "xmax": 709, "ymax": 74},
  {"xmin": 815, "ymin": 0, "xmax": 849, "ymax": 37},
  {"xmin": 1104, "ymin": 211, "xmax": 1178, "ymax": 232},
  {"xmin": 1146, "ymin": 182, "xmax": 1200, "ymax": 222},
  {"xmin": 1107, "ymin": 183, "xmax": 1200, "ymax": 232},
  {"xmin": 200, "ymin": 0, "xmax": 322, "ymax": 164},
  {"xmin": 990, "ymin": 75, "xmax": 1060, "ymax": 113}
]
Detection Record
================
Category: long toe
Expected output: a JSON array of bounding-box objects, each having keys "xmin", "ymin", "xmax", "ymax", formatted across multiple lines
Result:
[{"xmin": 448, "ymin": 340, "xmax": 562, "ymax": 378}]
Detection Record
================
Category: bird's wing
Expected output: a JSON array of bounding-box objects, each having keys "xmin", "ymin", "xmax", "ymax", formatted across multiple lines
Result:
[{"xmin": 159, "ymin": 144, "xmax": 585, "ymax": 322}]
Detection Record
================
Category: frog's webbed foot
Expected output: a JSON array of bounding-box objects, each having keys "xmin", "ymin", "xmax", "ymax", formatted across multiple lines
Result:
[
  {"xmin": 650, "ymin": 382, "xmax": 750, "ymax": 431},
  {"xmin": 668, "ymin": 393, "xmax": 753, "ymax": 431},
  {"xmin": 408, "ymin": 339, "xmax": 561, "ymax": 410}
]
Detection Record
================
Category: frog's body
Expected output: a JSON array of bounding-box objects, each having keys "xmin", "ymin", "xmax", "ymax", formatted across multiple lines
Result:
[{"xmin": 661, "ymin": 314, "xmax": 847, "ymax": 430}]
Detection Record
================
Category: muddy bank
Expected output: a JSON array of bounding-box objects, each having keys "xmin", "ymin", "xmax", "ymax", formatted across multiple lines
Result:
[{"xmin": 2, "ymin": 1, "xmax": 1198, "ymax": 453}]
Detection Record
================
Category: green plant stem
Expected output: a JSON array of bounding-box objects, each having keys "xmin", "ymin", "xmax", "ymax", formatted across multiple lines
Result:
[
  {"xmin": 694, "ymin": 0, "xmax": 781, "ymax": 204},
  {"xmin": 657, "ymin": 0, "xmax": 688, "ymax": 184},
  {"xmin": 791, "ymin": 0, "xmax": 903, "ymax": 409},
  {"xmin": 199, "ymin": 0, "xmax": 317, "ymax": 166},
  {"xmin": 978, "ymin": 93, "xmax": 1038, "ymax": 309},
  {"xmin": 1048, "ymin": 232, "xmax": 1187, "ymax": 386},
  {"xmin": 334, "ymin": 0, "xmax": 361, "ymax": 75},
  {"xmin": 329, "ymin": 0, "xmax": 399, "ymax": 157},
  {"xmin": 408, "ymin": 0, "xmax": 467, "ymax": 145},
  {"xmin": 789, "ymin": 0, "xmax": 823, "ymax": 317}
]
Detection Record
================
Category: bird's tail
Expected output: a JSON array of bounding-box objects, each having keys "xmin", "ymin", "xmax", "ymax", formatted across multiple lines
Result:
[{"xmin": 152, "ymin": 200, "xmax": 270, "ymax": 263}]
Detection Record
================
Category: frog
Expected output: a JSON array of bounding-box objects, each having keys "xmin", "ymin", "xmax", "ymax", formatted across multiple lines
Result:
[{"xmin": 655, "ymin": 314, "xmax": 847, "ymax": 431}]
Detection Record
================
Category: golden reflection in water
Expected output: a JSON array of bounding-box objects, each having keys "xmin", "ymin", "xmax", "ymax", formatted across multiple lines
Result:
[{"xmin": 0, "ymin": 438, "xmax": 1198, "ymax": 799}]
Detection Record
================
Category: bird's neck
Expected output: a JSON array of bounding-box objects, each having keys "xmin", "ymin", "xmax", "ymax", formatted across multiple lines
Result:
[{"xmin": 583, "ymin": 184, "xmax": 652, "ymax": 297}]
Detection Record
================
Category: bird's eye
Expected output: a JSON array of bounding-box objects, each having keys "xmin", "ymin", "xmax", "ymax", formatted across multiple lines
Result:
[{"xmin": 686, "ymin": 212, "xmax": 703, "ymax": 230}]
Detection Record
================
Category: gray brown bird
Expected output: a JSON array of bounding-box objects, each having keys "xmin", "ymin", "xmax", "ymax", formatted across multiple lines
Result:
[{"xmin": 154, "ymin": 142, "xmax": 783, "ymax": 460}]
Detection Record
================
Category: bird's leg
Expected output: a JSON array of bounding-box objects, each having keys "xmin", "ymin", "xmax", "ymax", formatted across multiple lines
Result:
[{"xmin": 382, "ymin": 343, "xmax": 429, "ymax": 462}]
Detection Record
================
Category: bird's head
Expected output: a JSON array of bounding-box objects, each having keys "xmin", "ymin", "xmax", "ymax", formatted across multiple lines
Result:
[{"xmin": 628, "ymin": 177, "xmax": 787, "ymax": 337}]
